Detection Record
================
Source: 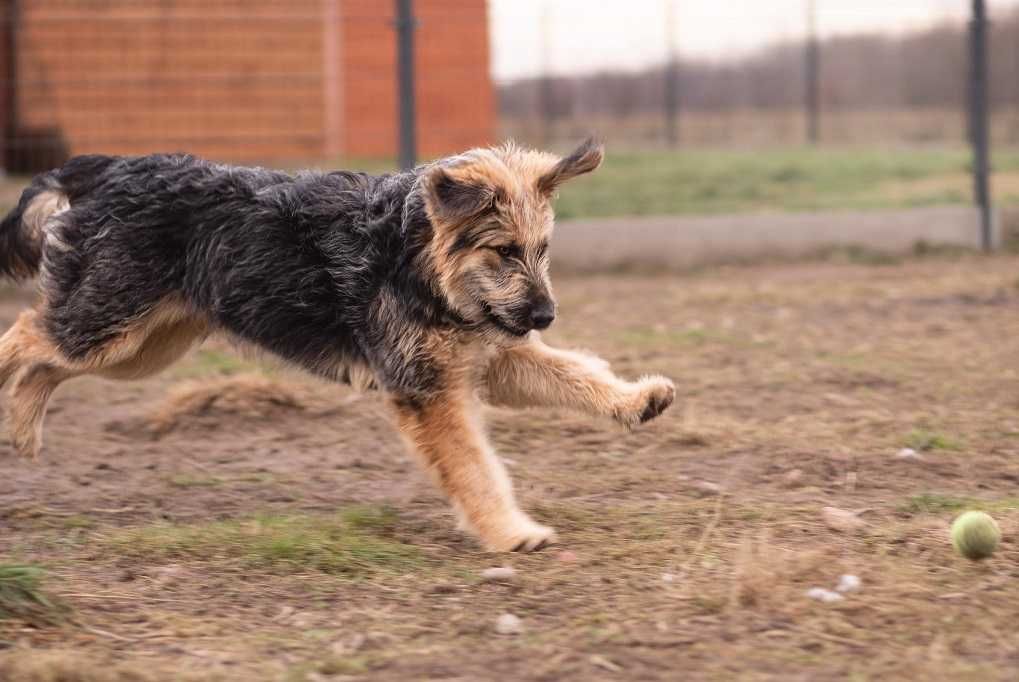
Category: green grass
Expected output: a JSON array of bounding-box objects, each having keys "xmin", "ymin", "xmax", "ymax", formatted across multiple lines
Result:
[
  {"xmin": 101, "ymin": 507, "xmax": 420, "ymax": 576},
  {"xmin": 900, "ymin": 493, "xmax": 1019, "ymax": 515},
  {"xmin": 905, "ymin": 428, "xmax": 963, "ymax": 452},
  {"xmin": 0, "ymin": 564, "xmax": 66, "ymax": 625},
  {"xmin": 553, "ymin": 146, "xmax": 1019, "ymax": 219},
  {"xmin": 172, "ymin": 348, "xmax": 267, "ymax": 378},
  {"xmin": 6, "ymin": 147, "xmax": 1019, "ymax": 224}
]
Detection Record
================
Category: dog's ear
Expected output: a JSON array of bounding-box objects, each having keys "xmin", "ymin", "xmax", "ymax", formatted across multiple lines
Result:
[
  {"xmin": 423, "ymin": 167, "xmax": 497, "ymax": 224},
  {"xmin": 537, "ymin": 137, "xmax": 604, "ymax": 196}
]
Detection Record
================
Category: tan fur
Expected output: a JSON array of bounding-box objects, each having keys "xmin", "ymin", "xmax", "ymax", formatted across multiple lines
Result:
[
  {"xmin": 421, "ymin": 145, "xmax": 568, "ymax": 330},
  {"xmin": 390, "ymin": 348, "xmax": 556, "ymax": 552},
  {"xmin": 22, "ymin": 190, "xmax": 69, "ymax": 240},
  {"xmin": 484, "ymin": 337, "xmax": 676, "ymax": 429},
  {"xmin": 0, "ymin": 298, "xmax": 207, "ymax": 457},
  {"xmin": 2, "ymin": 140, "xmax": 675, "ymax": 554}
]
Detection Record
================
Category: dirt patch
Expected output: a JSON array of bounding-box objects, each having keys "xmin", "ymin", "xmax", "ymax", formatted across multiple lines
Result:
[
  {"xmin": 2, "ymin": 254, "xmax": 1019, "ymax": 680},
  {"xmin": 107, "ymin": 374, "xmax": 323, "ymax": 438}
]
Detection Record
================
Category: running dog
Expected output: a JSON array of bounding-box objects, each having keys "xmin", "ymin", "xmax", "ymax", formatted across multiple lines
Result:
[{"xmin": 0, "ymin": 138, "xmax": 675, "ymax": 551}]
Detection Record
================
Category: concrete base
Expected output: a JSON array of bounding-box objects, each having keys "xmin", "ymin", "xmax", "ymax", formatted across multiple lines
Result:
[{"xmin": 553, "ymin": 206, "xmax": 993, "ymax": 271}]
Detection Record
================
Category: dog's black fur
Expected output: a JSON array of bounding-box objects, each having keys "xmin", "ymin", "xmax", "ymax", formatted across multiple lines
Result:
[
  {"xmin": 1, "ymin": 153, "xmax": 467, "ymax": 398},
  {"xmin": 0, "ymin": 141, "xmax": 681, "ymax": 552}
]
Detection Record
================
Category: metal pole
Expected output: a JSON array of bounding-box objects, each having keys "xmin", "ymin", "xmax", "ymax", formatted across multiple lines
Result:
[
  {"xmin": 539, "ymin": 1, "xmax": 553, "ymax": 146},
  {"xmin": 664, "ymin": 0, "xmax": 679, "ymax": 147},
  {"xmin": 395, "ymin": 0, "xmax": 417, "ymax": 170},
  {"xmin": 1, "ymin": 0, "xmax": 18, "ymax": 175},
  {"xmin": 805, "ymin": 0, "xmax": 820, "ymax": 145},
  {"xmin": 969, "ymin": 0, "xmax": 993, "ymax": 251}
]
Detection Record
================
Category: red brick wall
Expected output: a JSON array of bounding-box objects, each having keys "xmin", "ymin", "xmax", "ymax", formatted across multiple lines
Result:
[
  {"xmin": 6, "ymin": 0, "xmax": 493, "ymax": 166},
  {"xmin": 336, "ymin": 0, "xmax": 495, "ymax": 158},
  {"xmin": 13, "ymin": 0, "xmax": 325, "ymax": 162}
]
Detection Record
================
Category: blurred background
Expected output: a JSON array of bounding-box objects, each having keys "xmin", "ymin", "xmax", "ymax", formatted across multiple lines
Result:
[
  {"xmin": 0, "ymin": 0, "xmax": 1017, "ymax": 258},
  {"xmin": 3, "ymin": 7, "xmax": 1019, "ymax": 677}
]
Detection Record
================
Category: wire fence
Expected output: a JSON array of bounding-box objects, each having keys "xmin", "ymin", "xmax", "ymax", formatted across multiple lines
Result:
[
  {"xmin": 500, "ymin": 2, "xmax": 1019, "ymax": 150},
  {"xmin": 0, "ymin": 0, "xmax": 1016, "ymax": 176}
]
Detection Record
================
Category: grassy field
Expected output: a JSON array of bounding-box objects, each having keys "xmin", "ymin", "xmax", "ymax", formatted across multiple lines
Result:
[
  {"xmin": 553, "ymin": 146, "xmax": 1019, "ymax": 219},
  {"xmin": 1, "ymin": 253, "xmax": 1018, "ymax": 680},
  {"xmin": 3, "ymin": 146, "xmax": 1019, "ymax": 223}
]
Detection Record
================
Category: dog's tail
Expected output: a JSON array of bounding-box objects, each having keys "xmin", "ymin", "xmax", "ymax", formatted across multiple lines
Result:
[
  {"xmin": 0, "ymin": 172, "xmax": 62, "ymax": 281},
  {"xmin": 0, "ymin": 155, "xmax": 118, "ymax": 282}
]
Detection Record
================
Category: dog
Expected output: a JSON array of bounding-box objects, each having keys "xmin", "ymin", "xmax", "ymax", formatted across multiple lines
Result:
[{"xmin": 0, "ymin": 138, "xmax": 675, "ymax": 551}]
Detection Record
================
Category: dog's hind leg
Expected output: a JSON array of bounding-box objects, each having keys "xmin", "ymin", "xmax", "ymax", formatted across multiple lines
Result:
[
  {"xmin": 0, "ymin": 310, "xmax": 49, "ymax": 390},
  {"xmin": 8, "ymin": 362, "xmax": 73, "ymax": 459},
  {"xmin": 2, "ymin": 300, "xmax": 206, "ymax": 458},
  {"xmin": 0, "ymin": 310, "xmax": 79, "ymax": 458}
]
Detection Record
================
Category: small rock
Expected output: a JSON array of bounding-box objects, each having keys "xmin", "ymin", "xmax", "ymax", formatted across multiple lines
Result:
[
  {"xmin": 782, "ymin": 469, "xmax": 804, "ymax": 487},
  {"xmin": 429, "ymin": 581, "xmax": 458, "ymax": 595},
  {"xmin": 691, "ymin": 480, "xmax": 722, "ymax": 497},
  {"xmin": 330, "ymin": 633, "xmax": 366, "ymax": 655},
  {"xmin": 822, "ymin": 506, "xmax": 866, "ymax": 533},
  {"xmin": 273, "ymin": 605, "xmax": 296, "ymax": 622},
  {"xmin": 835, "ymin": 574, "xmax": 861, "ymax": 593},
  {"xmin": 481, "ymin": 566, "xmax": 517, "ymax": 583},
  {"xmin": 895, "ymin": 448, "xmax": 923, "ymax": 460},
  {"xmin": 806, "ymin": 587, "xmax": 844, "ymax": 603},
  {"xmin": 661, "ymin": 572, "xmax": 676, "ymax": 583},
  {"xmin": 589, "ymin": 654, "xmax": 623, "ymax": 672},
  {"xmin": 494, "ymin": 613, "xmax": 523, "ymax": 635},
  {"xmin": 557, "ymin": 550, "xmax": 578, "ymax": 563}
]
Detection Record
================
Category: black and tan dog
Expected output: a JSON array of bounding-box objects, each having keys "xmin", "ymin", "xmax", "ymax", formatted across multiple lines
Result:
[{"xmin": 0, "ymin": 139, "xmax": 674, "ymax": 551}]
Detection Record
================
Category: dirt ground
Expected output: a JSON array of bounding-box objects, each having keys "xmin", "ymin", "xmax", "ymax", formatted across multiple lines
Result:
[{"xmin": 1, "ymin": 255, "xmax": 1018, "ymax": 681}]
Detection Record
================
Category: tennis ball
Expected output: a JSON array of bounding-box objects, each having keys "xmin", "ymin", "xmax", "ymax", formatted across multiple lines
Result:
[{"xmin": 950, "ymin": 511, "xmax": 1000, "ymax": 560}]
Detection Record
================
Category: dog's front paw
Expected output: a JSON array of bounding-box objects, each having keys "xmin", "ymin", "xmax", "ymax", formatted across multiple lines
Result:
[
  {"xmin": 481, "ymin": 517, "xmax": 558, "ymax": 553},
  {"xmin": 615, "ymin": 375, "xmax": 675, "ymax": 429}
]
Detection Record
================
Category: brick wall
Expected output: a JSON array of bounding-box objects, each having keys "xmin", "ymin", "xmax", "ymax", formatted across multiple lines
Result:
[
  {"xmin": 4, "ymin": 0, "xmax": 494, "ymax": 170},
  {"xmin": 337, "ymin": 0, "xmax": 495, "ymax": 158}
]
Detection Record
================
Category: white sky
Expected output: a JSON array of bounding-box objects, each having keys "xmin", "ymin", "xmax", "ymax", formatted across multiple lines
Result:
[{"xmin": 490, "ymin": 0, "xmax": 1019, "ymax": 81}]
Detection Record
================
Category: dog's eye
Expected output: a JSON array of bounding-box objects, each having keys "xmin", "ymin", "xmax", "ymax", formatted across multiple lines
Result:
[{"xmin": 494, "ymin": 245, "xmax": 519, "ymax": 260}]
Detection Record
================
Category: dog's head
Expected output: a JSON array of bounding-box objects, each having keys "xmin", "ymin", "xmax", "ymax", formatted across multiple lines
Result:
[{"xmin": 420, "ymin": 138, "xmax": 603, "ymax": 337}]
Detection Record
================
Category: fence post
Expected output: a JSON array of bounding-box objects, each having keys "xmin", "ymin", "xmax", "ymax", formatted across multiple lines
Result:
[
  {"xmin": 395, "ymin": 0, "xmax": 417, "ymax": 171},
  {"xmin": 804, "ymin": 0, "xmax": 820, "ymax": 145},
  {"xmin": 664, "ymin": 0, "xmax": 679, "ymax": 147},
  {"xmin": 0, "ymin": 0, "xmax": 17, "ymax": 176},
  {"xmin": 539, "ymin": 1, "xmax": 553, "ymax": 146},
  {"xmin": 969, "ymin": 0, "xmax": 993, "ymax": 251}
]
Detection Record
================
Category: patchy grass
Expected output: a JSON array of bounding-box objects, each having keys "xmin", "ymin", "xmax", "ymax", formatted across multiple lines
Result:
[
  {"xmin": 0, "ymin": 649, "xmax": 231, "ymax": 682},
  {"xmin": 2, "ymin": 258, "xmax": 1019, "ymax": 680},
  {"xmin": 285, "ymin": 655, "xmax": 384, "ymax": 681},
  {"xmin": 617, "ymin": 326, "xmax": 768, "ymax": 349},
  {"xmin": 0, "ymin": 564, "xmax": 66, "ymax": 625},
  {"xmin": 905, "ymin": 428, "xmax": 963, "ymax": 452},
  {"xmin": 553, "ymin": 146, "xmax": 1019, "ymax": 219},
  {"xmin": 172, "ymin": 348, "xmax": 267, "ymax": 378},
  {"xmin": 100, "ymin": 508, "xmax": 421, "ymax": 576},
  {"xmin": 900, "ymin": 493, "xmax": 1019, "ymax": 516},
  {"xmin": 167, "ymin": 474, "xmax": 223, "ymax": 488}
]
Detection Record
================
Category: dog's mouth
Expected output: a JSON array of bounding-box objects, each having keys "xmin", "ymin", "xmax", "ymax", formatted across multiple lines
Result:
[{"xmin": 478, "ymin": 301, "xmax": 530, "ymax": 337}]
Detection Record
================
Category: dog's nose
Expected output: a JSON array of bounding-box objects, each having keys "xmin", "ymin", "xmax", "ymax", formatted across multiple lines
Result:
[{"xmin": 529, "ymin": 300, "xmax": 555, "ymax": 330}]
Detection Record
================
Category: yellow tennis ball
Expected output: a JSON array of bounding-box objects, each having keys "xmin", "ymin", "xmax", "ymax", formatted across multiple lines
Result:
[{"xmin": 951, "ymin": 511, "xmax": 1000, "ymax": 560}]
